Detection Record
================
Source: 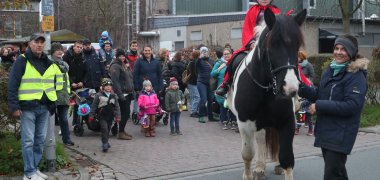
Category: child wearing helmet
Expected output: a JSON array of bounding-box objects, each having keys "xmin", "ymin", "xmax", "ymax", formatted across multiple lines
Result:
[
  {"xmin": 138, "ymin": 79, "xmax": 160, "ymax": 137},
  {"xmin": 89, "ymin": 78, "xmax": 121, "ymax": 152}
]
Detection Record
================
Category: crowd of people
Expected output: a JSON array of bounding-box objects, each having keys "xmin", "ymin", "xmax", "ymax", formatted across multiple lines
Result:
[{"xmin": 4, "ymin": 0, "xmax": 369, "ymax": 180}]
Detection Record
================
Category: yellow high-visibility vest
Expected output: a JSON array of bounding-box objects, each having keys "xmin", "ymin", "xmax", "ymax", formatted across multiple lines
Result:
[{"xmin": 18, "ymin": 54, "xmax": 62, "ymax": 101}]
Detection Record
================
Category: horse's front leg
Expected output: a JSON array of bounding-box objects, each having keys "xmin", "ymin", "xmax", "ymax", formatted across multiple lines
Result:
[
  {"xmin": 277, "ymin": 120, "xmax": 295, "ymax": 180},
  {"xmin": 238, "ymin": 120, "xmax": 255, "ymax": 180},
  {"xmin": 253, "ymin": 129, "xmax": 267, "ymax": 179}
]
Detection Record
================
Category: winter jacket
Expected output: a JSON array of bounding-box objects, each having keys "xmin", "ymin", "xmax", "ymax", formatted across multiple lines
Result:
[
  {"xmin": 133, "ymin": 56, "xmax": 163, "ymax": 92},
  {"xmin": 170, "ymin": 60, "xmax": 187, "ymax": 91},
  {"xmin": 138, "ymin": 90, "xmax": 160, "ymax": 115},
  {"xmin": 298, "ymin": 58, "xmax": 369, "ymax": 154},
  {"xmin": 109, "ymin": 60, "xmax": 134, "ymax": 101},
  {"xmin": 196, "ymin": 57, "xmax": 214, "ymax": 85},
  {"xmin": 63, "ymin": 46, "xmax": 85, "ymax": 89},
  {"xmin": 83, "ymin": 47, "xmax": 106, "ymax": 89},
  {"xmin": 186, "ymin": 60, "xmax": 197, "ymax": 85},
  {"xmin": 99, "ymin": 37, "xmax": 113, "ymax": 49},
  {"xmin": 165, "ymin": 88, "xmax": 184, "ymax": 113},
  {"xmin": 299, "ymin": 59, "xmax": 315, "ymax": 82},
  {"xmin": 90, "ymin": 92, "xmax": 121, "ymax": 119},
  {"xmin": 126, "ymin": 49, "xmax": 138, "ymax": 71},
  {"xmin": 210, "ymin": 59, "xmax": 227, "ymax": 104},
  {"xmin": 52, "ymin": 56, "xmax": 70, "ymax": 106},
  {"xmin": 7, "ymin": 49, "xmax": 56, "ymax": 113}
]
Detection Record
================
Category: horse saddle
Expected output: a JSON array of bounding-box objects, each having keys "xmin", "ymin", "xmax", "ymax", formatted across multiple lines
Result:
[{"xmin": 230, "ymin": 51, "xmax": 249, "ymax": 80}]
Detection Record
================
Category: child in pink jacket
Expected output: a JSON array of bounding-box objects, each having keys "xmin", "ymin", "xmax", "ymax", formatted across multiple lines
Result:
[{"xmin": 138, "ymin": 80, "xmax": 160, "ymax": 137}]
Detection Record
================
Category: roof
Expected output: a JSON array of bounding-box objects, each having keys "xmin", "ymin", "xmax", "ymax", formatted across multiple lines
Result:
[
  {"xmin": 0, "ymin": 29, "xmax": 86, "ymax": 45},
  {"xmin": 148, "ymin": 12, "xmax": 246, "ymax": 29}
]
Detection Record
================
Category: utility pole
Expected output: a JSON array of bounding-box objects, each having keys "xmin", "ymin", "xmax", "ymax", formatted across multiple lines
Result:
[{"xmin": 40, "ymin": 0, "xmax": 56, "ymax": 172}]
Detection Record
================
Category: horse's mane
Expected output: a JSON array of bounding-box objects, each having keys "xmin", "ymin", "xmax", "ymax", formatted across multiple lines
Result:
[{"xmin": 265, "ymin": 15, "xmax": 304, "ymax": 50}]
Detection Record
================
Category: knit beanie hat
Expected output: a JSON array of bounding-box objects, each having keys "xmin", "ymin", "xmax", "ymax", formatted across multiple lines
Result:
[
  {"xmin": 334, "ymin": 36, "xmax": 358, "ymax": 59},
  {"xmin": 116, "ymin": 49, "xmax": 126, "ymax": 58},
  {"xmin": 143, "ymin": 80, "xmax": 152, "ymax": 87},
  {"xmin": 101, "ymin": 31, "xmax": 109, "ymax": 38},
  {"xmin": 200, "ymin": 46, "xmax": 209, "ymax": 54},
  {"xmin": 169, "ymin": 77, "xmax": 178, "ymax": 86}
]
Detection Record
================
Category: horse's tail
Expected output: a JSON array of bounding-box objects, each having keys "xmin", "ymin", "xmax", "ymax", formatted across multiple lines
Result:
[{"xmin": 265, "ymin": 127, "xmax": 279, "ymax": 161}]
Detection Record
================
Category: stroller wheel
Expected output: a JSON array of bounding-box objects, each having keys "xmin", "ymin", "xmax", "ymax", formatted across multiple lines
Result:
[
  {"xmin": 111, "ymin": 123, "xmax": 118, "ymax": 136},
  {"xmin": 132, "ymin": 112, "xmax": 139, "ymax": 125},
  {"xmin": 163, "ymin": 115, "xmax": 168, "ymax": 125},
  {"xmin": 74, "ymin": 125, "xmax": 84, "ymax": 137}
]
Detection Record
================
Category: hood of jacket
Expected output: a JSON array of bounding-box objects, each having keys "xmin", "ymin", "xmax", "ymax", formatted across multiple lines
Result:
[{"xmin": 347, "ymin": 57, "xmax": 369, "ymax": 73}]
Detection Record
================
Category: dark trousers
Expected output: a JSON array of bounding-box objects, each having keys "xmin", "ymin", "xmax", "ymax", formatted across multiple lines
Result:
[
  {"xmin": 322, "ymin": 148, "xmax": 348, "ymax": 180},
  {"xmin": 99, "ymin": 115, "xmax": 113, "ymax": 144},
  {"xmin": 57, "ymin": 105, "xmax": 71, "ymax": 143},
  {"xmin": 118, "ymin": 96, "xmax": 132, "ymax": 132},
  {"xmin": 197, "ymin": 82, "xmax": 214, "ymax": 119}
]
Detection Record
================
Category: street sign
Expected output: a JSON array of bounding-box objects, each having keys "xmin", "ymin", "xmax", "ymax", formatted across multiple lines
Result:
[
  {"xmin": 42, "ymin": 16, "xmax": 54, "ymax": 32},
  {"xmin": 41, "ymin": 0, "xmax": 54, "ymax": 16}
]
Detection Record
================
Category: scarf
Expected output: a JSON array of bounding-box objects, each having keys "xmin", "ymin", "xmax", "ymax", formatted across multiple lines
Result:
[
  {"xmin": 53, "ymin": 57, "xmax": 69, "ymax": 73},
  {"xmin": 330, "ymin": 60, "xmax": 349, "ymax": 76}
]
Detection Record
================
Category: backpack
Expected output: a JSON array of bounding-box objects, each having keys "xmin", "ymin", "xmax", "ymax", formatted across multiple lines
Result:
[{"xmin": 182, "ymin": 69, "xmax": 191, "ymax": 85}]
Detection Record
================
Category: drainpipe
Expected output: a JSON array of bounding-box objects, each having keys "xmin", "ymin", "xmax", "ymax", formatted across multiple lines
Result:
[
  {"xmin": 136, "ymin": 0, "xmax": 140, "ymax": 33},
  {"xmin": 173, "ymin": 0, "xmax": 176, "ymax": 15},
  {"xmin": 361, "ymin": 1, "xmax": 365, "ymax": 36}
]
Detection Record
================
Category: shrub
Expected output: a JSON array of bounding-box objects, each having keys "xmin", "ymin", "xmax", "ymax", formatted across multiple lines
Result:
[
  {"xmin": 360, "ymin": 104, "xmax": 380, "ymax": 127},
  {"xmin": 366, "ymin": 45, "xmax": 380, "ymax": 104}
]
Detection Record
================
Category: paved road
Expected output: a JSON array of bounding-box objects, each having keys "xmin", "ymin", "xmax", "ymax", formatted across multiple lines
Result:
[
  {"xmin": 67, "ymin": 111, "xmax": 380, "ymax": 180},
  {"xmin": 177, "ymin": 145, "xmax": 380, "ymax": 180}
]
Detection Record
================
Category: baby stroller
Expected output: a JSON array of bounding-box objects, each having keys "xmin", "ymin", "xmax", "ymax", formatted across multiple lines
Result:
[{"xmin": 70, "ymin": 88, "xmax": 118, "ymax": 136}]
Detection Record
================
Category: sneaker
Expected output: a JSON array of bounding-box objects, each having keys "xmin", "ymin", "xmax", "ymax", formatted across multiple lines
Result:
[
  {"xmin": 102, "ymin": 143, "xmax": 110, "ymax": 152},
  {"xmin": 215, "ymin": 86, "xmax": 229, "ymax": 96},
  {"xmin": 176, "ymin": 131, "xmax": 183, "ymax": 135},
  {"xmin": 198, "ymin": 116, "xmax": 205, "ymax": 123},
  {"xmin": 295, "ymin": 128, "xmax": 300, "ymax": 135},
  {"xmin": 222, "ymin": 122, "xmax": 229, "ymax": 130},
  {"xmin": 36, "ymin": 170, "xmax": 48, "ymax": 179},
  {"xmin": 304, "ymin": 125, "xmax": 308, "ymax": 128},
  {"xmin": 307, "ymin": 129, "xmax": 314, "ymax": 136},
  {"xmin": 190, "ymin": 113, "xmax": 199, "ymax": 118},
  {"xmin": 58, "ymin": 130, "xmax": 62, "ymax": 136},
  {"xmin": 117, "ymin": 132, "xmax": 132, "ymax": 140},
  {"xmin": 64, "ymin": 141, "xmax": 75, "ymax": 146},
  {"xmin": 23, "ymin": 174, "xmax": 44, "ymax": 180},
  {"xmin": 170, "ymin": 131, "xmax": 177, "ymax": 136},
  {"xmin": 230, "ymin": 122, "xmax": 237, "ymax": 130}
]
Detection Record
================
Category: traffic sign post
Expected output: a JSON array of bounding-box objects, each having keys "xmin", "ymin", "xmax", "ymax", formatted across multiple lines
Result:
[{"xmin": 40, "ymin": 0, "xmax": 56, "ymax": 172}]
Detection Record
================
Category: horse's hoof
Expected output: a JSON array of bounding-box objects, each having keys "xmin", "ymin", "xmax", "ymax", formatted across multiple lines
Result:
[
  {"xmin": 274, "ymin": 165, "xmax": 284, "ymax": 175},
  {"xmin": 253, "ymin": 171, "xmax": 266, "ymax": 180}
]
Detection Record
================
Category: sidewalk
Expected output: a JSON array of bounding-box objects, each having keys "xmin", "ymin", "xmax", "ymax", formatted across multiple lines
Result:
[{"xmin": 61, "ymin": 111, "xmax": 380, "ymax": 180}]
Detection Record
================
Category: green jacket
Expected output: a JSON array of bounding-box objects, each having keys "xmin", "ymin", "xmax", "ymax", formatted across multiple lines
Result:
[{"xmin": 164, "ymin": 88, "xmax": 184, "ymax": 112}]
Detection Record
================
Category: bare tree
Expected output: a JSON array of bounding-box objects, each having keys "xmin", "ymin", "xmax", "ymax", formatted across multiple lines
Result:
[{"xmin": 339, "ymin": 0, "xmax": 364, "ymax": 33}]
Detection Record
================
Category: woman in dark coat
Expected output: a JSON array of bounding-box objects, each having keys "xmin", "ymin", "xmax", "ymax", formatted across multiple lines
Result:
[
  {"xmin": 299, "ymin": 34, "xmax": 369, "ymax": 180},
  {"xmin": 170, "ymin": 52, "xmax": 187, "ymax": 92},
  {"xmin": 109, "ymin": 49, "xmax": 134, "ymax": 140}
]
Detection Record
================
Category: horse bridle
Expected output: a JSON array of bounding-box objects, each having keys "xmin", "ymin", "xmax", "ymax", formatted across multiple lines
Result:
[{"xmin": 245, "ymin": 45, "xmax": 299, "ymax": 95}]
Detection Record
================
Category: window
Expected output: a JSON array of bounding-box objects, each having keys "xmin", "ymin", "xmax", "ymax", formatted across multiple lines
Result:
[
  {"xmin": 190, "ymin": 31, "xmax": 202, "ymax": 41},
  {"xmin": 177, "ymin": 30, "xmax": 181, "ymax": 37},
  {"xmin": 174, "ymin": 41, "xmax": 184, "ymax": 51},
  {"xmin": 231, "ymin": 28, "xmax": 242, "ymax": 39},
  {"xmin": 309, "ymin": 0, "xmax": 316, "ymax": 9}
]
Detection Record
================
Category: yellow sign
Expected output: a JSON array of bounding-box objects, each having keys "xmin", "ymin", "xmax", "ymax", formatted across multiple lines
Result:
[{"xmin": 41, "ymin": 16, "xmax": 54, "ymax": 32}]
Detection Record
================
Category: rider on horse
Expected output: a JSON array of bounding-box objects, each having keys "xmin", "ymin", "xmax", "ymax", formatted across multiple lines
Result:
[{"xmin": 216, "ymin": 0, "xmax": 281, "ymax": 96}]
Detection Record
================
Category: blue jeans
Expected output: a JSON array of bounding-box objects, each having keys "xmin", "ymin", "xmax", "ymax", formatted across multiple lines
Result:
[
  {"xmin": 170, "ymin": 111, "xmax": 181, "ymax": 132},
  {"xmin": 197, "ymin": 82, "xmax": 213, "ymax": 119},
  {"xmin": 21, "ymin": 105, "xmax": 49, "ymax": 176},
  {"xmin": 187, "ymin": 84, "xmax": 200, "ymax": 114},
  {"xmin": 57, "ymin": 105, "xmax": 72, "ymax": 144}
]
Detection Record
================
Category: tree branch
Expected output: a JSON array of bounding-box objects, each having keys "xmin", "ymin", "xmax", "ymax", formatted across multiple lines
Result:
[{"xmin": 351, "ymin": 0, "xmax": 364, "ymax": 15}]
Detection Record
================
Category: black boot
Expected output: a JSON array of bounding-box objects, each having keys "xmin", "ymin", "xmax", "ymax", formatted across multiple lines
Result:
[{"xmin": 216, "ymin": 82, "xmax": 229, "ymax": 96}]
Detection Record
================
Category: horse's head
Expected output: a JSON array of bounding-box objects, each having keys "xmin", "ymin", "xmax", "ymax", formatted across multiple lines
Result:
[{"xmin": 256, "ymin": 9, "xmax": 306, "ymax": 97}]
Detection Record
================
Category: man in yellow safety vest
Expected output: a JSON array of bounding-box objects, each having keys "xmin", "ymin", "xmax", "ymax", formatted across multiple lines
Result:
[{"xmin": 7, "ymin": 33, "xmax": 62, "ymax": 180}]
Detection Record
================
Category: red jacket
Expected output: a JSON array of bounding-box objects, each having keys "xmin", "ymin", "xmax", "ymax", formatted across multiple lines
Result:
[
  {"xmin": 127, "ymin": 50, "xmax": 138, "ymax": 71},
  {"xmin": 298, "ymin": 65, "xmax": 312, "ymax": 86},
  {"xmin": 242, "ymin": 4, "xmax": 281, "ymax": 47}
]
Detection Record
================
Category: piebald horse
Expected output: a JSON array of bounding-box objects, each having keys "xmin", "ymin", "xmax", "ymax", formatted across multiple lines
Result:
[{"xmin": 226, "ymin": 9, "xmax": 307, "ymax": 180}]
